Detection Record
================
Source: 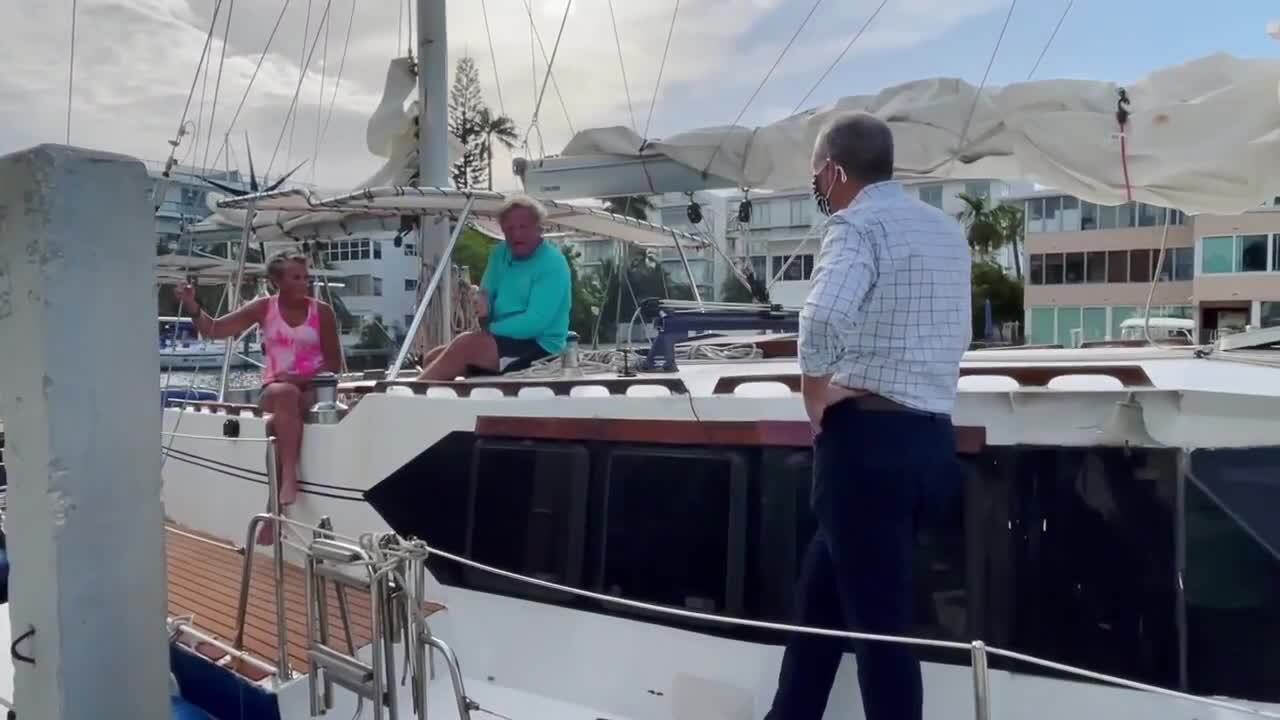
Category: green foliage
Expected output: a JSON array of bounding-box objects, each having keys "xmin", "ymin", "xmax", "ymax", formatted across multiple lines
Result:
[
  {"xmin": 971, "ymin": 260, "xmax": 1024, "ymax": 341},
  {"xmin": 560, "ymin": 244, "xmax": 605, "ymax": 343},
  {"xmin": 602, "ymin": 195, "xmax": 655, "ymax": 221},
  {"xmin": 451, "ymin": 226, "xmax": 496, "ymax": 284},
  {"xmin": 593, "ymin": 246, "xmax": 694, "ymax": 342},
  {"xmin": 956, "ymin": 192, "xmax": 1025, "ymax": 279},
  {"xmin": 719, "ymin": 265, "xmax": 769, "ymax": 304},
  {"xmin": 449, "ymin": 57, "xmax": 518, "ymax": 190}
]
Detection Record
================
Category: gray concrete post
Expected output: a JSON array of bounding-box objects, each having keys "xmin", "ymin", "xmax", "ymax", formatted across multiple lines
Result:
[{"xmin": 0, "ymin": 145, "xmax": 168, "ymax": 718}]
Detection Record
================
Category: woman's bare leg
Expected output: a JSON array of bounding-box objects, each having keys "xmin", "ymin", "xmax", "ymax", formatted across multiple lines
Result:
[{"xmin": 259, "ymin": 382, "xmax": 306, "ymax": 544}]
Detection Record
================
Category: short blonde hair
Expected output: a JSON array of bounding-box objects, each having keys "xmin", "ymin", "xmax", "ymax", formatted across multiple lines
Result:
[
  {"xmin": 266, "ymin": 249, "xmax": 309, "ymax": 279},
  {"xmin": 497, "ymin": 194, "xmax": 547, "ymax": 224}
]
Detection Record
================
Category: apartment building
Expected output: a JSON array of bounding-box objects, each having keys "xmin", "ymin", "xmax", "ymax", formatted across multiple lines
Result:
[
  {"xmin": 723, "ymin": 178, "xmax": 1032, "ymax": 306},
  {"xmin": 1019, "ymin": 190, "xmax": 1280, "ymax": 345}
]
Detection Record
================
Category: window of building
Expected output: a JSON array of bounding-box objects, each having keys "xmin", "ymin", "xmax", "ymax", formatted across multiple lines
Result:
[
  {"xmin": 963, "ymin": 181, "xmax": 991, "ymax": 200},
  {"xmin": 660, "ymin": 206, "xmax": 688, "ymax": 228},
  {"xmin": 404, "ymin": 314, "xmax": 414, "ymax": 329},
  {"xmin": 1273, "ymin": 235, "xmax": 1280, "ymax": 272},
  {"xmin": 748, "ymin": 255, "xmax": 767, "ymax": 280},
  {"xmin": 1029, "ymin": 307, "xmax": 1056, "ymax": 345},
  {"xmin": 1172, "ymin": 246, "xmax": 1194, "ymax": 281},
  {"xmin": 1060, "ymin": 197, "xmax": 1080, "ymax": 232},
  {"xmin": 1106, "ymin": 250, "xmax": 1129, "ymax": 283},
  {"xmin": 404, "ymin": 242, "xmax": 418, "ymax": 257},
  {"xmin": 1098, "ymin": 204, "xmax": 1117, "ymax": 230},
  {"xmin": 1082, "ymin": 307, "xmax": 1108, "ymax": 341},
  {"xmin": 1043, "ymin": 197, "xmax": 1061, "ymax": 233},
  {"xmin": 1026, "ymin": 198, "xmax": 1045, "ymax": 233},
  {"xmin": 1056, "ymin": 306, "xmax": 1082, "ymax": 346},
  {"xmin": 1129, "ymin": 249, "xmax": 1152, "ymax": 283},
  {"xmin": 1111, "ymin": 306, "xmax": 1137, "ymax": 339},
  {"xmin": 1262, "ymin": 302, "xmax": 1280, "ymax": 328},
  {"xmin": 404, "ymin": 278, "xmax": 417, "ymax": 292},
  {"xmin": 1080, "ymin": 201, "xmax": 1098, "ymax": 231},
  {"xmin": 1085, "ymin": 251, "xmax": 1107, "ymax": 283},
  {"xmin": 601, "ymin": 448, "xmax": 748, "ymax": 614},
  {"xmin": 1116, "ymin": 202, "xmax": 1136, "ymax": 228},
  {"xmin": 752, "ymin": 201, "xmax": 773, "ymax": 228},
  {"xmin": 919, "ymin": 185, "xmax": 943, "ymax": 209},
  {"xmin": 1029, "ymin": 254, "xmax": 1044, "ymax": 285},
  {"xmin": 1241, "ymin": 234, "xmax": 1268, "ymax": 272},
  {"xmin": 344, "ymin": 274, "xmax": 383, "ymax": 297},
  {"xmin": 1044, "ymin": 253, "xmax": 1064, "ymax": 284},
  {"xmin": 373, "ymin": 241, "xmax": 382, "ymax": 260},
  {"xmin": 771, "ymin": 254, "xmax": 814, "ymax": 281},
  {"xmin": 1137, "ymin": 203, "xmax": 1163, "ymax": 227},
  {"xmin": 1064, "ymin": 252, "xmax": 1084, "ymax": 283},
  {"xmin": 1201, "ymin": 236, "xmax": 1238, "ymax": 274},
  {"xmin": 789, "ymin": 198, "xmax": 808, "ymax": 226}
]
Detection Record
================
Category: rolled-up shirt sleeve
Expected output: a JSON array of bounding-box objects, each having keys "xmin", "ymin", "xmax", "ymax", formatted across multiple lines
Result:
[{"xmin": 799, "ymin": 219, "xmax": 878, "ymax": 376}]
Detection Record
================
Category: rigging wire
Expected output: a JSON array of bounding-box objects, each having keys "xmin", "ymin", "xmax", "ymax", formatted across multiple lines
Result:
[
  {"xmin": 945, "ymin": 0, "xmax": 1018, "ymax": 177},
  {"xmin": 315, "ymin": 0, "xmax": 359, "ymax": 155},
  {"xmin": 286, "ymin": 0, "xmax": 315, "ymax": 176},
  {"xmin": 66, "ymin": 0, "xmax": 78, "ymax": 144},
  {"xmin": 208, "ymin": 0, "xmax": 293, "ymax": 173},
  {"xmin": 522, "ymin": 0, "xmax": 574, "ymax": 148},
  {"xmin": 642, "ymin": 0, "xmax": 681, "ymax": 140},
  {"xmin": 202, "ymin": 0, "xmax": 236, "ymax": 171},
  {"xmin": 702, "ymin": 0, "xmax": 824, "ymax": 173},
  {"xmin": 606, "ymin": 0, "xmax": 638, "ymax": 133},
  {"xmin": 267, "ymin": 0, "xmax": 336, "ymax": 179},
  {"xmin": 790, "ymin": 0, "xmax": 890, "ymax": 114},
  {"xmin": 518, "ymin": 0, "xmax": 576, "ymax": 136},
  {"xmin": 1026, "ymin": 0, "xmax": 1073, "ymax": 80},
  {"xmin": 311, "ymin": 0, "xmax": 332, "ymax": 185},
  {"xmin": 478, "ymin": 0, "xmax": 507, "ymax": 117}
]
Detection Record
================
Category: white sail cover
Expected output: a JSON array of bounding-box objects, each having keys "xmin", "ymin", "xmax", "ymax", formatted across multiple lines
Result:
[{"xmin": 556, "ymin": 53, "xmax": 1280, "ymax": 215}]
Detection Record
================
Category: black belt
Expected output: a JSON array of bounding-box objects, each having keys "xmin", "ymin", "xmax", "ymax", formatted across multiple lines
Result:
[{"xmin": 839, "ymin": 393, "xmax": 949, "ymax": 421}]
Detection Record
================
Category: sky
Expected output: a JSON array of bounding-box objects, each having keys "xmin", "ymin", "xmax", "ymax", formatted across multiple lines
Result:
[{"xmin": 2, "ymin": 0, "xmax": 1279, "ymax": 193}]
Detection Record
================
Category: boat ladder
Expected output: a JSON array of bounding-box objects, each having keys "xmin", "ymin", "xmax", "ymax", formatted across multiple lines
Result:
[{"xmin": 303, "ymin": 530, "xmax": 475, "ymax": 720}]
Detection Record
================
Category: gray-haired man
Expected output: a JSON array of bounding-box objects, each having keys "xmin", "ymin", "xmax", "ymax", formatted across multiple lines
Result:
[{"xmin": 766, "ymin": 112, "xmax": 970, "ymax": 720}]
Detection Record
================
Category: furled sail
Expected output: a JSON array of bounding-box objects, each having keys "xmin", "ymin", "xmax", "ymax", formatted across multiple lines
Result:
[{"xmin": 526, "ymin": 53, "xmax": 1280, "ymax": 215}]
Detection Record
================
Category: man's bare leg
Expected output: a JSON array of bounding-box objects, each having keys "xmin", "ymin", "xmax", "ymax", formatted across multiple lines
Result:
[{"xmin": 418, "ymin": 331, "xmax": 500, "ymax": 380}]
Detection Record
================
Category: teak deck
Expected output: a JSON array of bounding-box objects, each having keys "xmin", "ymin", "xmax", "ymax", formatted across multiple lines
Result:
[{"xmin": 166, "ymin": 523, "xmax": 376, "ymax": 679}]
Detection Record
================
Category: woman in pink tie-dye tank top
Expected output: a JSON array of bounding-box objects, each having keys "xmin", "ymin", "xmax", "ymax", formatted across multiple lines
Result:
[{"xmin": 175, "ymin": 250, "xmax": 341, "ymax": 543}]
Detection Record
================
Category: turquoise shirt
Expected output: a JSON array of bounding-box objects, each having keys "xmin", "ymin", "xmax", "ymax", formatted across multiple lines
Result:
[{"xmin": 480, "ymin": 240, "xmax": 572, "ymax": 354}]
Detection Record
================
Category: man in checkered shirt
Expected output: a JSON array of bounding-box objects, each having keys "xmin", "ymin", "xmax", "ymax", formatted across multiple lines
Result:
[{"xmin": 765, "ymin": 112, "xmax": 970, "ymax": 720}]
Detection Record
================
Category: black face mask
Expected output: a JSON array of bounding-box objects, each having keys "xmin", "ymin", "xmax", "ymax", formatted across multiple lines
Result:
[{"xmin": 812, "ymin": 173, "xmax": 832, "ymax": 216}]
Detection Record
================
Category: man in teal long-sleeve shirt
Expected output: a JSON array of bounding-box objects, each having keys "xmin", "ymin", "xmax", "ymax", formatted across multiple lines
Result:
[{"xmin": 416, "ymin": 195, "xmax": 571, "ymax": 380}]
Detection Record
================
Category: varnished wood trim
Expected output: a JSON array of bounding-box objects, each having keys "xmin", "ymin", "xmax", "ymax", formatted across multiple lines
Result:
[
  {"xmin": 374, "ymin": 376, "xmax": 689, "ymax": 397},
  {"xmin": 475, "ymin": 416, "xmax": 986, "ymax": 454}
]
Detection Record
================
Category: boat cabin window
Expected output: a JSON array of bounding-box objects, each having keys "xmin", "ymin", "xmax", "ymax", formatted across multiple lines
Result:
[
  {"xmin": 465, "ymin": 440, "xmax": 589, "ymax": 599},
  {"xmin": 597, "ymin": 447, "xmax": 748, "ymax": 616},
  {"xmin": 1185, "ymin": 448, "xmax": 1280, "ymax": 701}
]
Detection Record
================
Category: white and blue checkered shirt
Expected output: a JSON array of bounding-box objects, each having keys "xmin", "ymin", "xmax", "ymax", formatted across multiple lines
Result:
[{"xmin": 799, "ymin": 181, "xmax": 972, "ymax": 415}]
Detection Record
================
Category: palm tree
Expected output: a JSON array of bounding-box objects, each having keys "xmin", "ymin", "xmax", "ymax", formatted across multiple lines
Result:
[
  {"xmin": 956, "ymin": 192, "xmax": 1006, "ymax": 263},
  {"xmin": 476, "ymin": 108, "xmax": 518, "ymax": 190},
  {"xmin": 992, "ymin": 204, "xmax": 1025, "ymax": 280},
  {"xmin": 602, "ymin": 195, "xmax": 655, "ymax": 221}
]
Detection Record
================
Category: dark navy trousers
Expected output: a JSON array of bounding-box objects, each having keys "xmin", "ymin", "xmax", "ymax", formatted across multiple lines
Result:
[{"xmin": 766, "ymin": 398, "xmax": 961, "ymax": 720}]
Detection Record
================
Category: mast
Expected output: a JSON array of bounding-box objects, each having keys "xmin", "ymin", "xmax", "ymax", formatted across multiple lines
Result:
[{"xmin": 416, "ymin": 0, "xmax": 452, "ymax": 349}]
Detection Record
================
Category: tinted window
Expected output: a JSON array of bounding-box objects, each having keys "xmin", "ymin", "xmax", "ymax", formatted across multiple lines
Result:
[
  {"xmin": 1029, "ymin": 254, "xmax": 1044, "ymax": 285},
  {"xmin": 467, "ymin": 441, "xmax": 589, "ymax": 595},
  {"xmin": 1130, "ymin": 249, "xmax": 1152, "ymax": 283},
  {"xmin": 1085, "ymin": 252, "xmax": 1107, "ymax": 283},
  {"xmin": 1185, "ymin": 447, "xmax": 1280, "ymax": 701},
  {"xmin": 1064, "ymin": 253, "xmax": 1085, "ymax": 283},
  {"xmin": 600, "ymin": 448, "xmax": 748, "ymax": 614},
  {"xmin": 1106, "ymin": 250, "xmax": 1129, "ymax": 283},
  {"xmin": 1044, "ymin": 253, "xmax": 1064, "ymax": 284}
]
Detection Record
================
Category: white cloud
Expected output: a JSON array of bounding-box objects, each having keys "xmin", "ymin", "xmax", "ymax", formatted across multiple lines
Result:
[{"xmin": 0, "ymin": 0, "xmax": 1010, "ymax": 191}]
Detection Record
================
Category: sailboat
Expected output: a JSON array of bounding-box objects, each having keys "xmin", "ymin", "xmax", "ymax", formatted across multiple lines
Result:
[{"xmin": 147, "ymin": 2, "xmax": 1280, "ymax": 718}]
